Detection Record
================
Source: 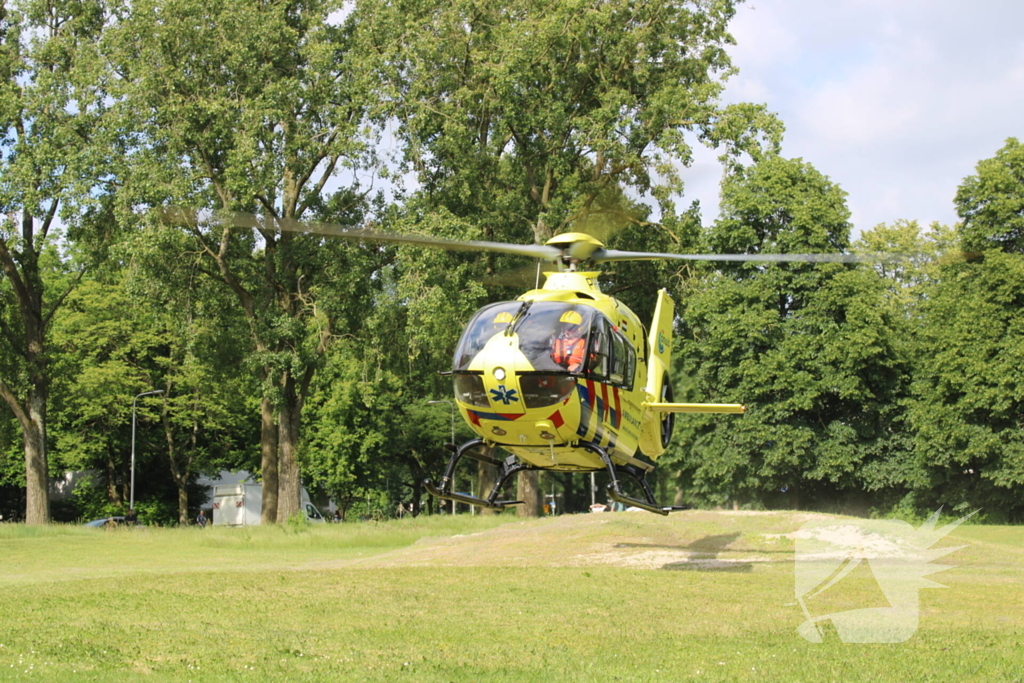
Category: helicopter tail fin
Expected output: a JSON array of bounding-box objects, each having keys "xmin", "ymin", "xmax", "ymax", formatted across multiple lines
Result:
[
  {"xmin": 644, "ymin": 288, "xmax": 674, "ymax": 400},
  {"xmin": 638, "ymin": 290, "xmax": 675, "ymax": 458}
]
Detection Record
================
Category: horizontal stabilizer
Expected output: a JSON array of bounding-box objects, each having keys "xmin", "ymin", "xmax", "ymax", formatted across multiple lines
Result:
[{"xmin": 644, "ymin": 402, "xmax": 747, "ymax": 414}]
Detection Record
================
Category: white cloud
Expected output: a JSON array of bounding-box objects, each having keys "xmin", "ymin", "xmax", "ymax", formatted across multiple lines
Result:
[{"xmin": 687, "ymin": 0, "xmax": 1024, "ymax": 235}]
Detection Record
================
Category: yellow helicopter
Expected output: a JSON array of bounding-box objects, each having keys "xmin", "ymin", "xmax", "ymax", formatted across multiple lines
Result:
[
  {"xmin": 199, "ymin": 212, "xmax": 872, "ymax": 514},
  {"xmin": 433, "ymin": 239, "xmax": 741, "ymax": 516}
]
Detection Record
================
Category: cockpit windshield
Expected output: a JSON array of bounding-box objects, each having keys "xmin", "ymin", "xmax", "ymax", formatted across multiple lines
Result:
[{"xmin": 453, "ymin": 302, "xmax": 596, "ymax": 372}]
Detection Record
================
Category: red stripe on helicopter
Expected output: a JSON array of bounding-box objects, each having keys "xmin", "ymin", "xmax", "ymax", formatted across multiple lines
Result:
[
  {"xmin": 549, "ymin": 410, "xmax": 564, "ymax": 429},
  {"xmin": 600, "ymin": 383, "xmax": 610, "ymax": 422},
  {"xmin": 585, "ymin": 379, "xmax": 596, "ymax": 410}
]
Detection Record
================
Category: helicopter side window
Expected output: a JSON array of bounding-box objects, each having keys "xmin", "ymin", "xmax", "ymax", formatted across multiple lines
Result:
[
  {"xmin": 584, "ymin": 315, "xmax": 634, "ymax": 389},
  {"xmin": 622, "ymin": 332, "xmax": 636, "ymax": 389},
  {"xmin": 585, "ymin": 316, "xmax": 611, "ymax": 380},
  {"xmin": 609, "ymin": 328, "xmax": 635, "ymax": 389},
  {"xmin": 609, "ymin": 331, "xmax": 627, "ymax": 385}
]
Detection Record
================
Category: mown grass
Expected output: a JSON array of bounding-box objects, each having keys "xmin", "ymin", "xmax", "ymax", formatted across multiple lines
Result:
[
  {"xmin": 0, "ymin": 513, "xmax": 1021, "ymax": 682},
  {"xmin": 0, "ymin": 515, "xmax": 512, "ymax": 586}
]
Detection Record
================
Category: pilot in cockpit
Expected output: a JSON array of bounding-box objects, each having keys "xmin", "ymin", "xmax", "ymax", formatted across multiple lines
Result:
[{"xmin": 551, "ymin": 310, "xmax": 586, "ymax": 372}]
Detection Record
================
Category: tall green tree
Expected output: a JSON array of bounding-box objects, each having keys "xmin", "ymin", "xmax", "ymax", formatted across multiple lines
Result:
[
  {"xmin": 359, "ymin": 0, "xmax": 781, "ymax": 244},
  {"xmin": 0, "ymin": 0, "xmax": 114, "ymax": 523},
  {"xmin": 48, "ymin": 277, "xmax": 161, "ymax": 510},
  {"xmin": 672, "ymin": 156, "xmax": 910, "ymax": 509},
  {"xmin": 955, "ymin": 137, "xmax": 1024, "ymax": 255},
  {"xmin": 908, "ymin": 140, "xmax": 1024, "ymax": 520},
  {"xmin": 127, "ymin": 228, "xmax": 253, "ymax": 523},
  {"xmin": 49, "ymin": 240, "xmax": 252, "ymax": 525},
  {"xmin": 833, "ymin": 220, "xmax": 962, "ymax": 511},
  {"xmin": 357, "ymin": 0, "xmax": 782, "ymax": 513},
  {"xmin": 107, "ymin": 0, "xmax": 377, "ymax": 522},
  {"xmin": 853, "ymin": 219, "xmax": 958, "ymax": 309}
]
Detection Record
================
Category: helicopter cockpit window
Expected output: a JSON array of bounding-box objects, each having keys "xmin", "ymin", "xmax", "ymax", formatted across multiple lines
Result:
[
  {"xmin": 518, "ymin": 303, "xmax": 594, "ymax": 372},
  {"xmin": 453, "ymin": 301, "xmax": 597, "ymax": 373},
  {"xmin": 453, "ymin": 302, "xmax": 521, "ymax": 371}
]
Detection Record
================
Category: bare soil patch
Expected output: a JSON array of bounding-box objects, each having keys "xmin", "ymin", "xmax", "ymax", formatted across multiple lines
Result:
[{"xmin": 349, "ymin": 509, "xmax": 834, "ymax": 571}]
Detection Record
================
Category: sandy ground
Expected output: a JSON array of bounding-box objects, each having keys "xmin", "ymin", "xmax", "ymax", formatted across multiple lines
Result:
[{"xmin": 335, "ymin": 509, "xmax": 839, "ymax": 571}]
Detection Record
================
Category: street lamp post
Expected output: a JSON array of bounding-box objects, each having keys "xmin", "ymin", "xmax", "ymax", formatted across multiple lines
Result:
[
  {"xmin": 130, "ymin": 389, "xmax": 164, "ymax": 510},
  {"xmin": 427, "ymin": 400, "xmax": 457, "ymax": 515}
]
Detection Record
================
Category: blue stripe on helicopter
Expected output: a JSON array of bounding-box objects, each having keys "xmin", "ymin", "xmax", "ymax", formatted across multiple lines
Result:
[
  {"xmin": 577, "ymin": 412, "xmax": 590, "ymax": 438},
  {"xmin": 576, "ymin": 383, "xmax": 619, "ymax": 443},
  {"xmin": 468, "ymin": 410, "xmax": 523, "ymax": 422},
  {"xmin": 576, "ymin": 385, "xmax": 592, "ymax": 438},
  {"xmin": 576, "ymin": 395, "xmax": 591, "ymax": 438}
]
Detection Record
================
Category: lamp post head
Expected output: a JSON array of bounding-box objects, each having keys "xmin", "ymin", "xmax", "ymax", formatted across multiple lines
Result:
[{"xmin": 134, "ymin": 389, "xmax": 165, "ymax": 404}]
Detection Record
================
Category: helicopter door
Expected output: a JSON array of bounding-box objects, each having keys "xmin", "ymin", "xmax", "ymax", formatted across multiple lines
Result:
[
  {"xmin": 585, "ymin": 316, "xmax": 611, "ymax": 378},
  {"xmin": 609, "ymin": 328, "xmax": 635, "ymax": 390},
  {"xmin": 585, "ymin": 315, "xmax": 635, "ymax": 390}
]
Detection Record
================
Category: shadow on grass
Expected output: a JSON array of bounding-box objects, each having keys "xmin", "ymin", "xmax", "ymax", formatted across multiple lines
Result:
[
  {"xmin": 640, "ymin": 533, "xmax": 757, "ymax": 572},
  {"xmin": 615, "ymin": 531, "xmax": 793, "ymax": 556}
]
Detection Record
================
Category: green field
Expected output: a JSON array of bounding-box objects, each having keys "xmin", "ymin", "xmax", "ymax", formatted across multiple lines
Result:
[{"xmin": 1, "ymin": 512, "xmax": 1021, "ymax": 682}]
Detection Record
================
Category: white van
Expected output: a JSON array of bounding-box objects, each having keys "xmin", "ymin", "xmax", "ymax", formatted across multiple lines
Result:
[{"xmin": 212, "ymin": 484, "xmax": 325, "ymax": 526}]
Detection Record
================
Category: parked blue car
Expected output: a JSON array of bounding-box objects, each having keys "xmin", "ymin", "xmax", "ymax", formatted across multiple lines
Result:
[{"xmin": 83, "ymin": 516, "xmax": 141, "ymax": 527}]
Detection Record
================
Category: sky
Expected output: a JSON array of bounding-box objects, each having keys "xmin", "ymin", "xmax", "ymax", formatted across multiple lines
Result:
[{"xmin": 684, "ymin": 0, "xmax": 1024, "ymax": 236}]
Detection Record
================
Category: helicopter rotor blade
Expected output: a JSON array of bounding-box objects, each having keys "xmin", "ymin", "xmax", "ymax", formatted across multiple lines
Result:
[
  {"xmin": 165, "ymin": 209, "xmax": 917, "ymax": 266},
  {"xmin": 166, "ymin": 209, "xmax": 564, "ymax": 262},
  {"xmin": 237, "ymin": 213, "xmax": 565, "ymax": 261},
  {"xmin": 481, "ymin": 261, "xmax": 549, "ymax": 289},
  {"xmin": 591, "ymin": 249, "xmax": 894, "ymax": 264}
]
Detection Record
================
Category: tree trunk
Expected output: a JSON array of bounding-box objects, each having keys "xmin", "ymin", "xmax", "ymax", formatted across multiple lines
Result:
[
  {"xmin": 177, "ymin": 484, "xmax": 189, "ymax": 525},
  {"xmin": 168, "ymin": 453, "xmax": 190, "ymax": 526},
  {"xmin": 260, "ymin": 394, "xmax": 279, "ymax": 524},
  {"xmin": 672, "ymin": 471, "xmax": 687, "ymax": 507},
  {"xmin": 276, "ymin": 373, "xmax": 302, "ymax": 522},
  {"xmin": 22, "ymin": 344, "xmax": 50, "ymax": 524},
  {"xmin": 104, "ymin": 449, "xmax": 122, "ymax": 507},
  {"xmin": 477, "ymin": 461, "xmax": 498, "ymax": 516},
  {"xmin": 0, "ymin": 379, "xmax": 49, "ymax": 524},
  {"xmin": 23, "ymin": 406, "xmax": 49, "ymax": 525},
  {"xmin": 162, "ymin": 397, "xmax": 193, "ymax": 526},
  {"xmin": 410, "ymin": 484, "xmax": 422, "ymax": 517},
  {"xmin": 0, "ymin": 225, "xmax": 52, "ymax": 524},
  {"xmin": 516, "ymin": 470, "xmax": 542, "ymax": 517}
]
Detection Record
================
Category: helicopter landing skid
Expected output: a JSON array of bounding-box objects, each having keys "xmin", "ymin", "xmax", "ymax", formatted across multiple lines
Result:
[
  {"xmin": 424, "ymin": 438, "xmax": 534, "ymax": 512},
  {"xmin": 577, "ymin": 441, "xmax": 686, "ymax": 516}
]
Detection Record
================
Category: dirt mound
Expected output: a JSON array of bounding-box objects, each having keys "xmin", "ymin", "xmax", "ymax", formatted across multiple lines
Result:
[{"xmin": 355, "ymin": 510, "xmax": 833, "ymax": 571}]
